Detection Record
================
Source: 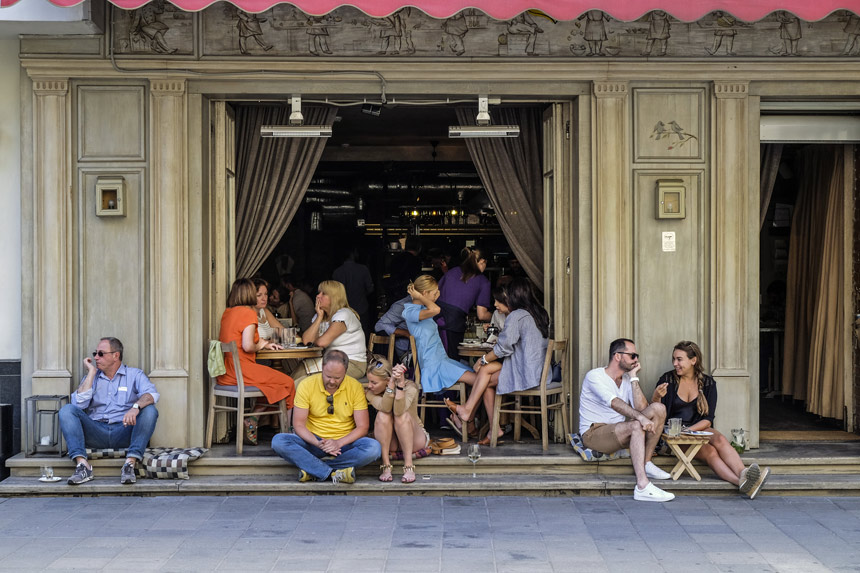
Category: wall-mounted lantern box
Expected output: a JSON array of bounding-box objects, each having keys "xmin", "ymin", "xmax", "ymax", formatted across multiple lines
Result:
[
  {"xmin": 656, "ymin": 179, "xmax": 686, "ymax": 219},
  {"xmin": 95, "ymin": 176, "xmax": 125, "ymax": 217}
]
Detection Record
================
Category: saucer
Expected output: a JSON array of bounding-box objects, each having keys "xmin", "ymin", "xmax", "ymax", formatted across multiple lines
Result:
[{"xmin": 38, "ymin": 476, "xmax": 62, "ymax": 482}]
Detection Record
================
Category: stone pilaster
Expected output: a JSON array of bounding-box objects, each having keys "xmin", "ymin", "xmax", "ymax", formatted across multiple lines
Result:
[
  {"xmin": 711, "ymin": 81, "xmax": 754, "ymax": 439},
  {"xmin": 149, "ymin": 79, "xmax": 190, "ymax": 445},
  {"xmin": 592, "ymin": 81, "xmax": 631, "ymax": 356},
  {"xmin": 31, "ymin": 78, "xmax": 73, "ymax": 395}
]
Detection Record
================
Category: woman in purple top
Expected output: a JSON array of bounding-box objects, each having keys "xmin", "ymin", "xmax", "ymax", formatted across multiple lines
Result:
[{"xmin": 437, "ymin": 247, "xmax": 493, "ymax": 359}]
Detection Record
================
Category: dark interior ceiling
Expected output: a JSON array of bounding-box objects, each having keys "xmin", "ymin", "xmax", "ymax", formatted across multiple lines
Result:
[{"xmin": 312, "ymin": 103, "xmax": 483, "ymax": 213}]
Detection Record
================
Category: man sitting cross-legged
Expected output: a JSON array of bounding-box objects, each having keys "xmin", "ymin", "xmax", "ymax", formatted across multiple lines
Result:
[
  {"xmin": 272, "ymin": 349, "xmax": 381, "ymax": 484},
  {"xmin": 579, "ymin": 338, "xmax": 674, "ymax": 502}
]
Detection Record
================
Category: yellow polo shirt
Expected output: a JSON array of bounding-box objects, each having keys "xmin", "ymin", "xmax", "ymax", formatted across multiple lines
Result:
[{"xmin": 295, "ymin": 373, "xmax": 368, "ymax": 439}]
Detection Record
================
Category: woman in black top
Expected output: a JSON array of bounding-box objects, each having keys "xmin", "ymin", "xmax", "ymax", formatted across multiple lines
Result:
[{"xmin": 652, "ymin": 341, "xmax": 769, "ymax": 498}]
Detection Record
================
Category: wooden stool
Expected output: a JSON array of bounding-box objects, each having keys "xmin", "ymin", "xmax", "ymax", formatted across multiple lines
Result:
[{"xmin": 662, "ymin": 433, "xmax": 711, "ymax": 481}]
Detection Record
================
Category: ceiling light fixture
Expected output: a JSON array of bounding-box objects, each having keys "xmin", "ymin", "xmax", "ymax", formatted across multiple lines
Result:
[
  {"xmin": 361, "ymin": 103, "xmax": 382, "ymax": 117},
  {"xmin": 449, "ymin": 125, "xmax": 520, "ymax": 138},
  {"xmin": 448, "ymin": 95, "xmax": 519, "ymax": 138},
  {"xmin": 260, "ymin": 94, "xmax": 333, "ymax": 138}
]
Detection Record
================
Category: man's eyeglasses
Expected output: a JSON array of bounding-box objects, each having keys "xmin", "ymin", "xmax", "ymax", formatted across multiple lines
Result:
[
  {"xmin": 92, "ymin": 350, "xmax": 117, "ymax": 357},
  {"xmin": 326, "ymin": 394, "xmax": 334, "ymax": 415},
  {"xmin": 616, "ymin": 351, "xmax": 639, "ymax": 360}
]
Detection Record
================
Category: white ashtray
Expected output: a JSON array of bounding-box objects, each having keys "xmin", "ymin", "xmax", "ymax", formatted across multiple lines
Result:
[{"xmin": 39, "ymin": 476, "xmax": 62, "ymax": 482}]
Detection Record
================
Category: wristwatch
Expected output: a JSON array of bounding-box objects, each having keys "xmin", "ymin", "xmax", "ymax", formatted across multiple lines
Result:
[
  {"xmin": 132, "ymin": 403, "xmax": 140, "ymax": 410},
  {"xmin": 480, "ymin": 355, "xmax": 489, "ymax": 366},
  {"xmin": 384, "ymin": 388, "xmax": 394, "ymax": 395}
]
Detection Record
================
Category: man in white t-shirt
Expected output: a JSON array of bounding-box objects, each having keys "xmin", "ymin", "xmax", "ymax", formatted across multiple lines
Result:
[{"xmin": 579, "ymin": 338, "xmax": 674, "ymax": 502}]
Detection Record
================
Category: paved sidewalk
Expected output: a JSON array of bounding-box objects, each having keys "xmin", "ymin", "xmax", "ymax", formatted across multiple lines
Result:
[{"xmin": 0, "ymin": 495, "xmax": 859, "ymax": 572}]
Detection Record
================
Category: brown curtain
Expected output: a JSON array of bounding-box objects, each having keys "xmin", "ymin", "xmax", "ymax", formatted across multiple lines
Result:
[
  {"xmin": 781, "ymin": 146, "xmax": 845, "ymax": 418},
  {"xmin": 234, "ymin": 105, "xmax": 336, "ymax": 278},
  {"xmin": 760, "ymin": 143, "xmax": 783, "ymax": 230},
  {"xmin": 455, "ymin": 107, "xmax": 544, "ymax": 286}
]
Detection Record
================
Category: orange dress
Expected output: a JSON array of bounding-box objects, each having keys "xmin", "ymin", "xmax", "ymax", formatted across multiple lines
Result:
[{"xmin": 218, "ymin": 306, "xmax": 295, "ymax": 407}]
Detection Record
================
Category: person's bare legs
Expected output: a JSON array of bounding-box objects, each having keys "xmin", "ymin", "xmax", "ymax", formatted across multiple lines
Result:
[
  {"xmin": 374, "ymin": 411, "xmax": 394, "ymax": 481},
  {"xmin": 454, "ymin": 363, "xmax": 501, "ymax": 421},
  {"xmin": 481, "ymin": 375, "xmax": 501, "ymax": 440},
  {"xmin": 695, "ymin": 443, "xmax": 739, "ymax": 485},
  {"xmin": 393, "ymin": 412, "xmax": 425, "ymax": 483},
  {"xmin": 614, "ymin": 402, "xmax": 667, "ymax": 489},
  {"xmin": 640, "ymin": 403, "xmax": 666, "ymax": 464},
  {"xmin": 694, "ymin": 430, "xmax": 745, "ymax": 485},
  {"xmin": 393, "ymin": 412, "xmax": 414, "ymax": 466}
]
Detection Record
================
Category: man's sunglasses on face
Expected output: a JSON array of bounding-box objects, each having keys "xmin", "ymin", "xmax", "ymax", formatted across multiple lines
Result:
[
  {"xmin": 92, "ymin": 350, "xmax": 117, "ymax": 357},
  {"xmin": 617, "ymin": 351, "xmax": 639, "ymax": 360}
]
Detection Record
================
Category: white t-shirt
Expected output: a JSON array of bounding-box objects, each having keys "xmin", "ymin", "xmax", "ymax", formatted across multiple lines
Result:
[
  {"xmin": 316, "ymin": 307, "xmax": 366, "ymax": 362},
  {"xmin": 578, "ymin": 367, "xmax": 634, "ymax": 434}
]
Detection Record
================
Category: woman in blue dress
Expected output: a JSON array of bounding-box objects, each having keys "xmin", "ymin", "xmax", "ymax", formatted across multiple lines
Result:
[
  {"xmin": 403, "ymin": 275, "xmax": 477, "ymax": 429},
  {"xmin": 445, "ymin": 278, "xmax": 549, "ymax": 444}
]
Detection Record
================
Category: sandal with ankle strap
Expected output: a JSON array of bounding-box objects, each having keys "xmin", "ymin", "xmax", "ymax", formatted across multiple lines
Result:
[
  {"xmin": 379, "ymin": 464, "xmax": 393, "ymax": 482},
  {"xmin": 401, "ymin": 465, "xmax": 416, "ymax": 484}
]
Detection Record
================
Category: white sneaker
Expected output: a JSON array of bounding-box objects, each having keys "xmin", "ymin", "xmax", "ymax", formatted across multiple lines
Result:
[
  {"xmin": 634, "ymin": 481, "xmax": 675, "ymax": 502},
  {"xmin": 645, "ymin": 461, "xmax": 671, "ymax": 480}
]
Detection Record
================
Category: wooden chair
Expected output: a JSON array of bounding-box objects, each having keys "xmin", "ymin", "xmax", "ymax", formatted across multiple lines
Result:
[
  {"xmin": 205, "ymin": 340, "xmax": 291, "ymax": 455},
  {"xmin": 490, "ymin": 339, "xmax": 569, "ymax": 450},
  {"xmin": 415, "ymin": 335, "xmax": 469, "ymax": 443},
  {"xmin": 367, "ymin": 333, "xmax": 396, "ymax": 363},
  {"xmin": 359, "ymin": 333, "xmax": 396, "ymax": 386}
]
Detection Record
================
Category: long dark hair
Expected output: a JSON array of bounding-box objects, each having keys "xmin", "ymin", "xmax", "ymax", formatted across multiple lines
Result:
[
  {"xmin": 672, "ymin": 340, "xmax": 708, "ymax": 416},
  {"xmin": 459, "ymin": 247, "xmax": 485, "ymax": 282},
  {"xmin": 505, "ymin": 278, "xmax": 550, "ymax": 338}
]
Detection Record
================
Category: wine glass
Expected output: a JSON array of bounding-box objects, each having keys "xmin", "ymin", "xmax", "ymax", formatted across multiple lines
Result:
[{"xmin": 467, "ymin": 444, "xmax": 481, "ymax": 478}]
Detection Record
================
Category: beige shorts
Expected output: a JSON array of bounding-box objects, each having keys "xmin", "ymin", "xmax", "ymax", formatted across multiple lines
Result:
[{"xmin": 582, "ymin": 422, "xmax": 624, "ymax": 454}]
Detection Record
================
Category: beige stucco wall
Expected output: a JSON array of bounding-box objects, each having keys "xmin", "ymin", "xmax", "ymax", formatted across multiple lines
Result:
[
  {"xmin": 0, "ymin": 39, "xmax": 21, "ymax": 361},
  {"xmin": 18, "ymin": 35, "xmax": 860, "ymax": 447}
]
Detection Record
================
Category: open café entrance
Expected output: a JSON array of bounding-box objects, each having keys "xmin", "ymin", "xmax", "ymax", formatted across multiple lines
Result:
[{"xmin": 206, "ymin": 96, "xmax": 574, "ymax": 439}]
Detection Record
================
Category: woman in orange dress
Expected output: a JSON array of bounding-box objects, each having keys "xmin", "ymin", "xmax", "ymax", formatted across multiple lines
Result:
[{"xmin": 218, "ymin": 278, "xmax": 295, "ymax": 445}]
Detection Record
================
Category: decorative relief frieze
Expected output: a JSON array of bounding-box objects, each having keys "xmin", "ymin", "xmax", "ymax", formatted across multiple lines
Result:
[
  {"xmin": 714, "ymin": 82, "xmax": 750, "ymax": 98},
  {"xmin": 103, "ymin": 6, "xmax": 860, "ymax": 60},
  {"xmin": 33, "ymin": 79, "xmax": 69, "ymax": 96},
  {"xmin": 150, "ymin": 79, "xmax": 186, "ymax": 96}
]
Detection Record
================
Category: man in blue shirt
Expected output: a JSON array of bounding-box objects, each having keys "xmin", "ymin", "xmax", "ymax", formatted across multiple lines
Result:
[
  {"xmin": 374, "ymin": 295, "xmax": 411, "ymax": 360},
  {"xmin": 58, "ymin": 337, "xmax": 160, "ymax": 485}
]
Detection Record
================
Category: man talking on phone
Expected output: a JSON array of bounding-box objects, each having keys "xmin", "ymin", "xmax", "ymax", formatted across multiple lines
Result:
[{"xmin": 58, "ymin": 337, "xmax": 159, "ymax": 485}]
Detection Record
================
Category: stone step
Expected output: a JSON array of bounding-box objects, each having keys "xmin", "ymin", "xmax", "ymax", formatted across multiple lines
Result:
[
  {"xmin": 7, "ymin": 447, "xmax": 860, "ymax": 478},
  {"xmin": 1, "ymin": 472, "xmax": 859, "ymax": 498}
]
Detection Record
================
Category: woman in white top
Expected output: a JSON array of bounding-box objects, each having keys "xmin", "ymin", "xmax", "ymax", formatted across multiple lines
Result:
[
  {"xmin": 252, "ymin": 278, "xmax": 284, "ymax": 341},
  {"xmin": 292, "ymin": 280, "xmax": 366, "ymax": 382}
]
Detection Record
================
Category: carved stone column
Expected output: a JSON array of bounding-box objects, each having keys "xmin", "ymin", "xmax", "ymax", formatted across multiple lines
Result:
[
  {"xmin": 711, "ymin": 81, "xmax": 755, "ymax": 440},
  {"xmin": 149, "ymin": 79, "xmax": 190, "ymax": 446},
  {"xmin": 31, "ymin": 78, "xmax": 73, "ymax": 395},
  {"xmin": 592, "ymin": 81, "xmax": 631, "ymax": 357}
]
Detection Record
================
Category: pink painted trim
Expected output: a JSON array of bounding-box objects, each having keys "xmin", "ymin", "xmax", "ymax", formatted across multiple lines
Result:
[{"xmin": 3, "ymin": 0, "xmax": 860, "ymax": 22}]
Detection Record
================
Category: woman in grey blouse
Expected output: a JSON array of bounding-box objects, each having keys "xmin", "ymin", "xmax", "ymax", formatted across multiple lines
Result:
[{"xmin": 445, "ymin": 278, "xmax": 550, "ymax": 444}]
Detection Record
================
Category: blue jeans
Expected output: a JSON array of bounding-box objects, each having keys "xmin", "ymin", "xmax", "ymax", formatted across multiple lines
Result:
[
  {"xmin": 59, "ymin": 403, "xmax": 158, "ymax": 461},
  {"xmin": 271, "ymin": 433, "xmax": 381, "ymax": 481}
]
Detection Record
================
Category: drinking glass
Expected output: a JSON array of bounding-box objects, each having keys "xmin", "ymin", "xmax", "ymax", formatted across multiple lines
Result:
[
  {"xmin": 467, "ymin": 444, "xmax": 481, "ymax": 478},
  {"xmin": 40, "ymin": 466, "xmax": 54, "ymax": 480},
  {"xmin": 668, "ymin": 418, "xmax": 682, "ymax": 437}
]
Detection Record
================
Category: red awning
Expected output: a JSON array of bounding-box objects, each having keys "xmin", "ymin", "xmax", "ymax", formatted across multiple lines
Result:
[{"xmin": 3, "ymin": 0, "xmax": 859, "ymax": 22}]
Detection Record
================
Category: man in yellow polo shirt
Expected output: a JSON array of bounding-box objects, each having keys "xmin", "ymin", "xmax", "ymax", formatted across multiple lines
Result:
[{"xmin": 272, "ymin": 349, "xmax": 381, "ymax": 483}]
